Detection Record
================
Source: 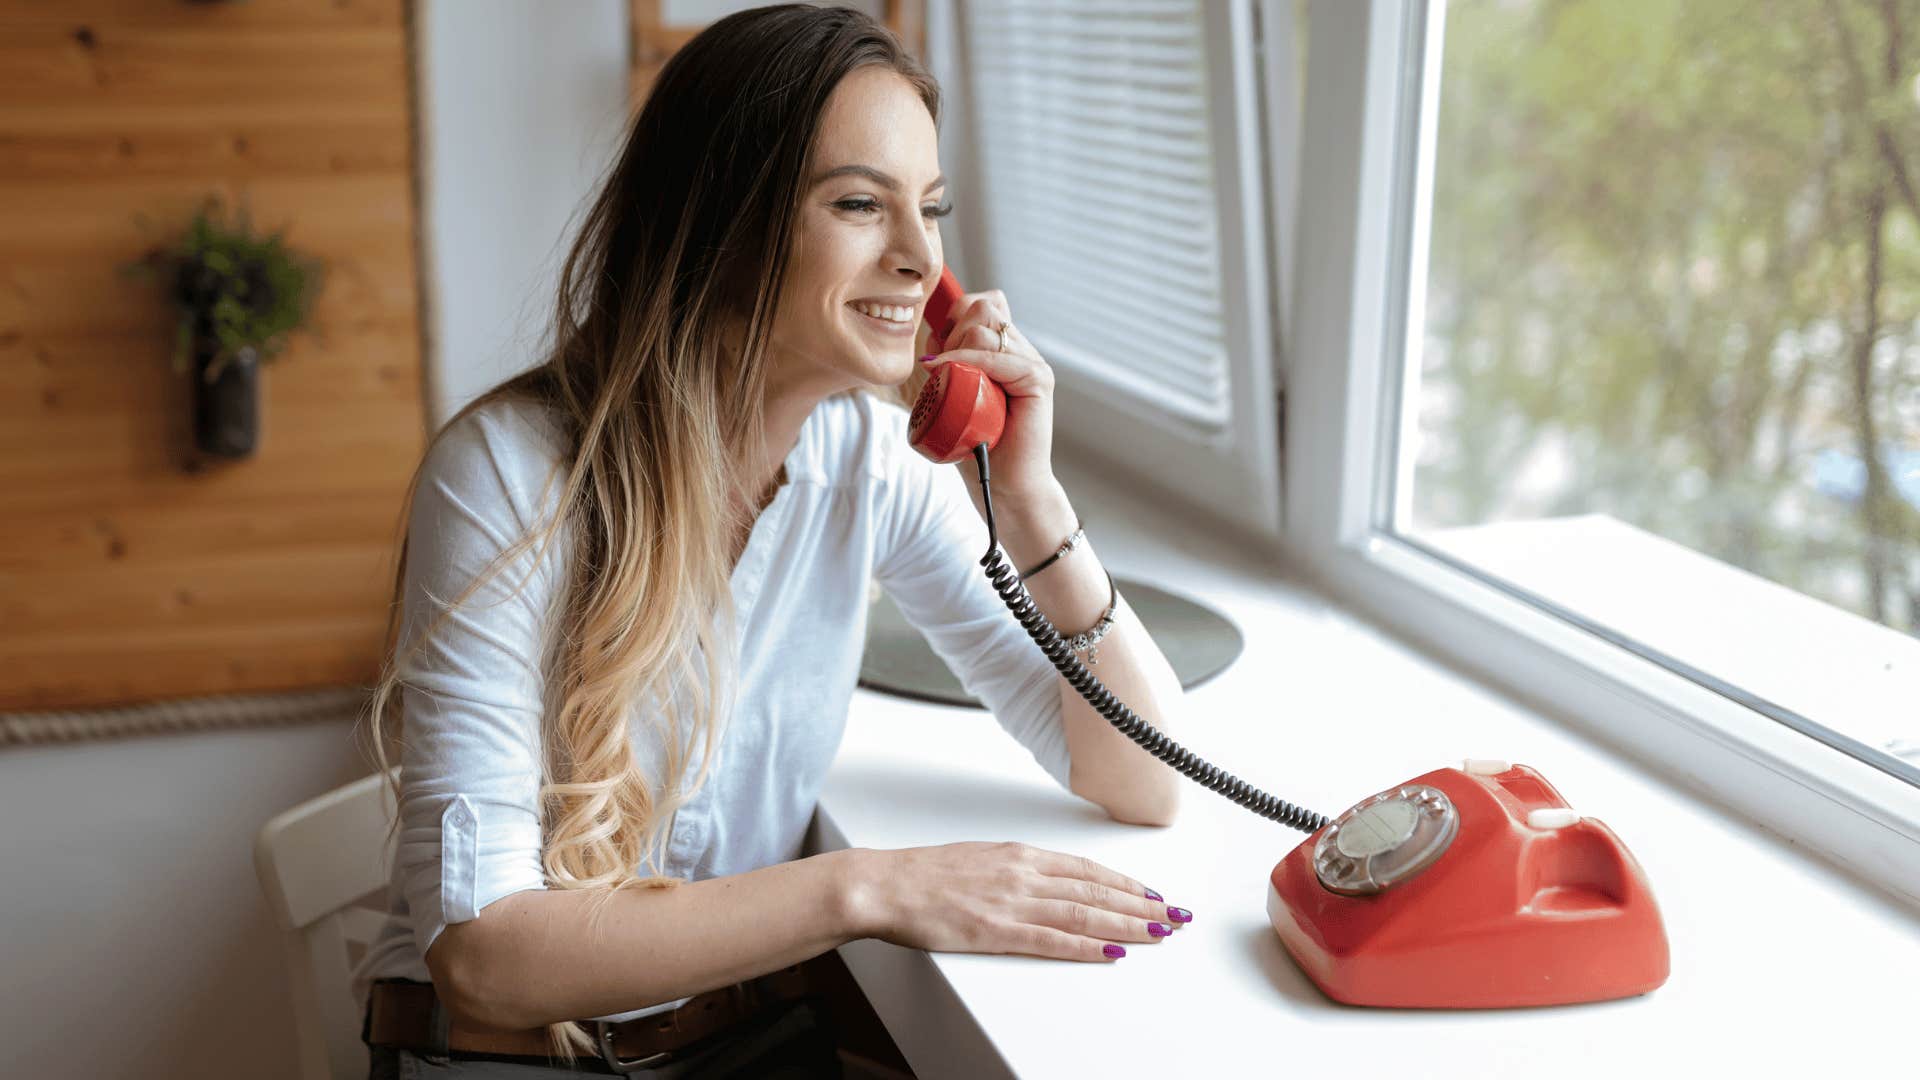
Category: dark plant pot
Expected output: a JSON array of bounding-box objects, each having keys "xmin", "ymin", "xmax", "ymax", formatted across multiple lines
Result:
[{"xmin": 193, "ymin": 341, "xmax": 260, "ymax": 459}]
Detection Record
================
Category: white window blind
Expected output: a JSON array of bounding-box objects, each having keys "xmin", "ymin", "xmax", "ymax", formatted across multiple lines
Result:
[{"xmin": 957, "ymin": 0, "xmax": 1233, "ymax": 432}]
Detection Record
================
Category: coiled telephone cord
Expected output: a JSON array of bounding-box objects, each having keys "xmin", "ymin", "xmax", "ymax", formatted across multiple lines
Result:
[{"xmin": 970, "ymin": 444, "xmax": 1330, "ymax": 835}]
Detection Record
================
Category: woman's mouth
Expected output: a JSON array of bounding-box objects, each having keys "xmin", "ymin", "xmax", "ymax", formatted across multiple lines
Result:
[{"xmin": 848, "ymin": 301, "xmax": 917, "ymax": 336}]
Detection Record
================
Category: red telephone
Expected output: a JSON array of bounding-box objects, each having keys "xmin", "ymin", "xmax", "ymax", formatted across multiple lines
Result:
[
  {"xmin": 1268, "ymin": 761, "xmax": 1668, "ymax": 1007},
  {"xmin": 908, "ymin": 266, "xmax": 1008, "ymax": 465},
  {"xmin": 903, "ymin": 268, "xmax": 1669, "ymax": 1009}
]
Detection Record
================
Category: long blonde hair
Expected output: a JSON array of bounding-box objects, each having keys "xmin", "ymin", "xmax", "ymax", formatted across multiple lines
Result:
[{"xmin": 362, "ymin": 4, "xmax": 938, "ymax": 1056}]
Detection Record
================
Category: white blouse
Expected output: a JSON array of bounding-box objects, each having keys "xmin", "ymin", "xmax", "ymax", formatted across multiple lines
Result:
[{"xmin": 349, "ymin": 388, "xmax": 1074, "ymax": 1023}]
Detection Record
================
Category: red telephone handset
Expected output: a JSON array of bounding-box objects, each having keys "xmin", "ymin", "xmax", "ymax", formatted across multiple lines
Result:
[{"xmin": 908, "ymin": 266, "xmax": 1007, "ymax": 465}]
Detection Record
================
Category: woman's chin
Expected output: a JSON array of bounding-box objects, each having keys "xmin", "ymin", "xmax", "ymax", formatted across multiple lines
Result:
[{"xmin": 846, "ymin": 346, "xmax": 918, "ymax": 387}]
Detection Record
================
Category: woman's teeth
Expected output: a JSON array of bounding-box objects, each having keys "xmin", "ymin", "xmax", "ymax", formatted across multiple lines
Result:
[{"xmin": 850, "ymin": 301, "xmax": 913, "ymax": 323}]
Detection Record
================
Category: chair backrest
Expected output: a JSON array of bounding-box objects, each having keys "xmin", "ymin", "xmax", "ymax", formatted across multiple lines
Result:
[{"xmin": 254, "ymin": 767, "xmax": 398, "ymax": 1080}]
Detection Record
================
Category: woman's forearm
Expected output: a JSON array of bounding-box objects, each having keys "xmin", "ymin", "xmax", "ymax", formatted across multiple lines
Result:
[
  {"xmin": 973, "ymin": 477, "xmax": 1184, "ymax": 825},
  {"xmin": 427, "ymin": 848, "xmax": 867, "ymax": 1031},
  {"xmin": 1049, "ymin": 590, "xmax": 1185, "ymax": 824}
]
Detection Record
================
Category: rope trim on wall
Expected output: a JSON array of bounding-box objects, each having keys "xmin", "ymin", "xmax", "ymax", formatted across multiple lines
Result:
[{"xmin": 1, "ymin": 686, "xmax": 370, "ymax": 748}]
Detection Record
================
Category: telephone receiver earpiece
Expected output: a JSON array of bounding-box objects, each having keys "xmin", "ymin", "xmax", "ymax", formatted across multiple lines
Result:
[{"xmin": 909, "ymin": 265, "xmax": 1007, "ymax": 465}]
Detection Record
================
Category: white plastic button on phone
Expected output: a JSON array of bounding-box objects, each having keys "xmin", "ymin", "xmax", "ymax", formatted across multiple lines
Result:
[
  {"xmin": 1527, "ymin": 808, "xmax": 1581, "ymax": 829},
  {"xmin": 1462, "ymin": 758, "xmax": 1511, "ymax": 775}
]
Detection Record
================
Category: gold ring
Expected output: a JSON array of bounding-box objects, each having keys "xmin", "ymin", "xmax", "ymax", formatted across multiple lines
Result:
[{"xmin": 995, "ymin": 320, "xmax": 1010, "ymax": 352}]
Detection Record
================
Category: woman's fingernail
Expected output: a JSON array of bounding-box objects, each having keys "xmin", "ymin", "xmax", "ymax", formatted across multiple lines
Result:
[
  {"xmin": 1167, "ymin": 907, "xmax": 1192, "ymax": 923},
  {"xmin": 919, "ymin": 353, "xmax": 938, "ymax": 364},
  {"xmin": 1143, "ymin": 888, "xmax": 1163, "ymax": 902},
  {"xmin": 1147, "ymin": 922, "xmax": 1171, "ymax": 937},
  {"xmin": 1103, "ymin": 944, "xmax": 1127, "ymax": 959}
]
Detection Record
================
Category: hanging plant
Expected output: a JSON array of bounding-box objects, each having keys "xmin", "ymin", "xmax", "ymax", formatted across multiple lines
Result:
[{"xmin": 122, "ymin": 194, "xmax": 325, "ymax": 458}]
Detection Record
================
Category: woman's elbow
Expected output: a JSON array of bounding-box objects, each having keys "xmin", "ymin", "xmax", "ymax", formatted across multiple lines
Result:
[
  {"xmin": 424, "ymin": 919, "xmax": 531, "ymax": 1031},
  {"xmin": 1110, "ymin": 786, "xmax": 1182, "ymax": 827},
  {"xmin": 1077, "ymin": 770, "xmax": 1183, "ymax": 827}
]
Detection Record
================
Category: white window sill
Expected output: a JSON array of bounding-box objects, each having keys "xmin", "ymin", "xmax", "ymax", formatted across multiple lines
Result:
[
  {"xmin": 1418, "ymin": 513, "xmax": 1919, "ymax": 769},
  {"xmin": 811, "ymin": 452, "xmax": 1920, "ymax": 1078}
]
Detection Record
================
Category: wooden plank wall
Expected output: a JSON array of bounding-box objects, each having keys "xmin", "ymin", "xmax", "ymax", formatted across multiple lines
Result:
[{"xmin": 0, "ymin": 0, "xmax": 427, "ymax": 709}]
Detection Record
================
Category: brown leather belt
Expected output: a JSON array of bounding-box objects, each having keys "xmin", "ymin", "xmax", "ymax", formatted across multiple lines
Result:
[{"xmin": 364, "ymin": 963, "xmax": 817, "ymax": 1075}]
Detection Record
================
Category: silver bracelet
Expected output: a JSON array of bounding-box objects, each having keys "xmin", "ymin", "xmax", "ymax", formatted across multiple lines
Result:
[
  {"xmin": 1019, "ymin": 521, "xmax": 1085, "ymax": 583},
  {"xmin": 1063, "ymin": 570, "xmax": 1119, "ymax": 666}
]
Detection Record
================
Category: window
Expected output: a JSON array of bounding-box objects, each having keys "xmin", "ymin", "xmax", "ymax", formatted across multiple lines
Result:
[
  {"xmin": 961, "ymin": 0, "xmax": 1232, "ymax": 430},
  {"xmin": 1404, "ymin": 0, "xmax": 1920, "ymax": 783},
  {"xmin": 938, "ymin": 0, "xmax": 1286, "ymax": 541},
  {"xmin": 1285, "ymin": 0, "xmax": 1920, "ymax": 903}
]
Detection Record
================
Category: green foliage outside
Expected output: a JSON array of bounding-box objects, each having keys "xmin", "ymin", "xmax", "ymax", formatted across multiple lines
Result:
[{"xmin": 1416, "ymin": 0, "xmax": 1920, "ymax": 635}]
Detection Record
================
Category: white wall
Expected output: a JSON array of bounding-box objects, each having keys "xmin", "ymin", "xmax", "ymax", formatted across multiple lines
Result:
[
  {"xmin": 0, "ymin": 722, "xmax": 368, "ymax": 1078},
  {"xmin": 421, "ymin": 0, "xmax": 632, "ymax": 424}
]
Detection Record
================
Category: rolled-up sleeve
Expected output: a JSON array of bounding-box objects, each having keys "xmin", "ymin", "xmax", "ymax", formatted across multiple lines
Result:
[
  {"xmin": 873, "ymin": 434, "xmax": 1072, "ymax": 789},
  {"xmin": 394, "ymin": 414, "xmax": 567, "ymax": 957}
]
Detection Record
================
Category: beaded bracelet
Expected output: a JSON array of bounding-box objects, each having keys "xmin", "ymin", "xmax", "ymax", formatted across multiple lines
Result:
[
  {"xmin": 1062, "ymin": 570, "xmax": 1119, "ymax": 666},
  {"xmin": 1019, "ymin": 520, "xmax": 1085, "ymax": 583}
]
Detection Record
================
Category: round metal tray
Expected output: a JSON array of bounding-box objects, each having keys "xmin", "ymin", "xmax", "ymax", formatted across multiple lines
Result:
[{"xmin": 857, "ymin": 576, "xmax": 1244, "ymax": 708}]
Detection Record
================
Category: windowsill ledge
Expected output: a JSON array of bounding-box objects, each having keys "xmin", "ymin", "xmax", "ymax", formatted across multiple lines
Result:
[
  {"xmin": 1419, "ymin": 513, "xmax": 1919, "ymax": 767},
  {"xmin": 811, "ymin": 453, "xmax": 1920, "ymax": 1077}
]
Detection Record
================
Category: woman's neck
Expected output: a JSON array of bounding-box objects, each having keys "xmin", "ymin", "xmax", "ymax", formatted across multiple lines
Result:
[{"xmin": 754, "ymin": 375, "xmax": 841, "ymax": 497}]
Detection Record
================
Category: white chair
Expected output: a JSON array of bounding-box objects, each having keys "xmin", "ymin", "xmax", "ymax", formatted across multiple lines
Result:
[{"xmin": 255, "ymin": 767, "xmax": 399, "ymax": 1080}]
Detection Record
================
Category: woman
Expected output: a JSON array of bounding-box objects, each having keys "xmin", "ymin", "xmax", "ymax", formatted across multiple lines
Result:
[{"xmin": 352, "ymin": 5, "xmax": 1190, "ymax": 1076}]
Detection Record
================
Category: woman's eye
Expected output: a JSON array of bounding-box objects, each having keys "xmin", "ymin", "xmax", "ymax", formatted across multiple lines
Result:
[{"xmin": 835, "ymin": 198, "xmax": 955, "ymax": 219}]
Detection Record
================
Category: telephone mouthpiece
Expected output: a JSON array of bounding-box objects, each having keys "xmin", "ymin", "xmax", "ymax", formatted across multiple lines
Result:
[{"xmin": 908, "ymin": 361, "xmax": 1006, "ymax": 464}]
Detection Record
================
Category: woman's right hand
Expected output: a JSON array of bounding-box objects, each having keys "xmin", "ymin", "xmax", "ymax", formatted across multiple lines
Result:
[{"xmin": 843, "ymin": 842, "xmax": 1189, "ymax": 961}]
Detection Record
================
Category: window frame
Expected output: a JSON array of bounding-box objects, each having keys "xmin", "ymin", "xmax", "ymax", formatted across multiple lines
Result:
[{"xmin": 1280, "ymin": 0, "xmax": 1920, "ymax": 904}]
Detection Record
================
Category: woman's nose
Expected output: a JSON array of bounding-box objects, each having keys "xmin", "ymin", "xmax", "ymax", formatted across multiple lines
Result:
[{"xmin": 890, "ymin": 217, "xmax": 938, "ymax": 282}]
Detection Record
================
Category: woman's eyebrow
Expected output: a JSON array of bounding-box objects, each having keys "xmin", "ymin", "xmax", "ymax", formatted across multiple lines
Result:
[{"xmin": 811, "ymin": 164, "xmax": 946, "ymax": 194}]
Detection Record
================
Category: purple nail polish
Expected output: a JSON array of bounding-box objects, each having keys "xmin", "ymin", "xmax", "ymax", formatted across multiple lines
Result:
[
  {"xmin": 1143, "ymin": 888, "xmax": 1163, "ymax": 902},
  {"xmin": 1167, "ymin": 907, "xmax": 1192, "ymax": 923},
  {"xmin": 919, "ymin": 353, "xmax": 938, "ymax": 364},
  {"xmin": 1147, "ymin": 922, "xmax": 1171, "ymax": 937},
  {"xmin": 1103, "ymin": 943, "xmax": 1126, "ymax": 959}
]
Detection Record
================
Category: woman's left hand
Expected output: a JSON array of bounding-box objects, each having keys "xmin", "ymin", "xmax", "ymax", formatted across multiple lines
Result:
[{"xmin": 921, "ymin": 288, "xmax": 1058, "ymax": 500}]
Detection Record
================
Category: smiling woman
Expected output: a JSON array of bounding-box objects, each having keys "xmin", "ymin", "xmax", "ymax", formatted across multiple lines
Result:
[{"xmin": 347, "ymin": 4, "xmax": 1187, "ymax": 1079}]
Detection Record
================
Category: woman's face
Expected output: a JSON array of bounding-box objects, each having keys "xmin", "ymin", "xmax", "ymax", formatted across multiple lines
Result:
[{"xmin": 770, "ymin": 66, "xmax": 947, "ymax": 398}]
